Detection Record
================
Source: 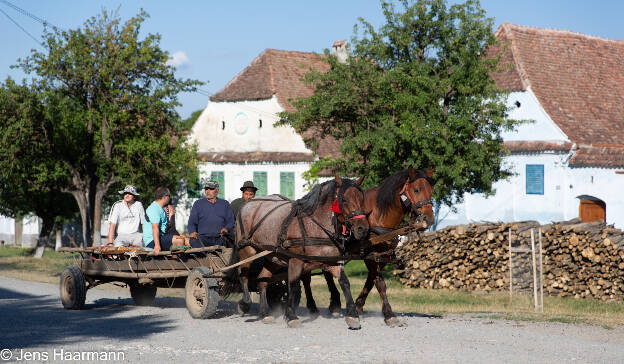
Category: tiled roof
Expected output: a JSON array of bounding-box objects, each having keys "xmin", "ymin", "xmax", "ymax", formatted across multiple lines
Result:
[
  {"xmin": 569, "ymin": 145, "xmax": 624, "ymax": 168},
  {"xmin": 493, "ymin": 23, "xmax": 624, "ymax": 167},
  {"xmin": 210, "ymin": 49, "xmax": 336, "ymax": 157},
  {"xmin": 197, "ymin": 152, "xmax": 314, "ymax": 163},
  {"xmin": 504, "ymin": 141, "xmax": 573, "ymax": 153},
  {"xmin": 211, "ymin": 49, "xmax": 330, "ymax": 113}
]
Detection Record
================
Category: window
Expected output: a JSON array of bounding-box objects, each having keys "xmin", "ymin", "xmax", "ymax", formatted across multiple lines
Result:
[
  {"xmin": 210, "ymin": 171, "xmax": 225, "ymax": 199},
  {"xmin": 253, "ymin": 171, "xmax": 268, "ymax": 197},
  {"xmin": 187, "ymin": 172, "xmax": 201, "ymax": 199},
  {"xmin": 280, "ymin": 172, "xmax": 295, "ymax": 199},
  {"xmin": 526, "ymin": 164, "xmax": 544, "ymax": 195}
]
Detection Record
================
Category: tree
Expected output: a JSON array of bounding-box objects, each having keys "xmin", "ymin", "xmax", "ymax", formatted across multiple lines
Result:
[
  {"xmin": 0, "ymin": 78, "xmax": 78, "ymax": 251},
  {"xmin": 13, "ymin": 10, "xmax": 200, "ymax": 246},
  {"xmin": 181, "ymin": 109, "xmax": 203, "ymax": 131},
  {"xmin": 279, "ymin": 0, "xmax": 523, "ymax": 206}
]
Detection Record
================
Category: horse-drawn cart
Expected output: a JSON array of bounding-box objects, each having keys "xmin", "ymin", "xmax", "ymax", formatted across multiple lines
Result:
[{"xmin": 58, "ymin": 245, "xmax": 247, "ymax": 318}]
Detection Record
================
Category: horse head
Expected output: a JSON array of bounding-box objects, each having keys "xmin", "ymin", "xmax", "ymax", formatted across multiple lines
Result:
[
  {"xmin": 333, "ymin": 174, "xmax": 369, "ymax": 240},
  {"xmin": 403, "ymin": 166, "xmax": 435, "ymax": 227}
]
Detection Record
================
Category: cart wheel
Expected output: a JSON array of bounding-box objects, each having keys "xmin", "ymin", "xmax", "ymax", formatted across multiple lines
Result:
[
  {"xmin": 185, "ymin": 267, "xmax": 219, "ymax": 319},
  {"xmin": 60, "ymin": 266, "xmax": 86, "ymax": 310},
  {"xmin": 130, "ymin": 283, "xmax": 157, "ymax": 306}
]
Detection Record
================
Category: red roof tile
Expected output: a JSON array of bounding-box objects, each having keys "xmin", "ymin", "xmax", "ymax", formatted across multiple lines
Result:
[
  {"xmin": 494, "ymin": 23, "xmax": 624, "ymax": 167},
  {"xmin": 504, "ymin": 141, "xmax": 573, "ymax": 153},
  {"xmin": 569, "ymin": 146, "xmax": 624, "ymax": 168},
  {"xmin": 197, "ymin": 152, "xmax": 314, "ymax": 163}
]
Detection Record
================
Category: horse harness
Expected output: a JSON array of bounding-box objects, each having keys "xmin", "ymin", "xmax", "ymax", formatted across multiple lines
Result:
[{"xmin": 237, "ymin": 184, "xmax": 366, "ymax": 262}]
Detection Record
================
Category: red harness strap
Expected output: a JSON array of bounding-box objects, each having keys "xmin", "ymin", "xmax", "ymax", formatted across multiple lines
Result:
[{"xmin": 399, "ymin": 180, "xmax": 415, "ymax": 204}]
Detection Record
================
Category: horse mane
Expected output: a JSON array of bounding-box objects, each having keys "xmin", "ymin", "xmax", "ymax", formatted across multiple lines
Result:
[
  {"xmin": 296, "ymin": 178, "xmax": 361, "ymax": 215},
  {"xmin": 376, "ymin": 169, "xmax": 433, "ymax": 217}
]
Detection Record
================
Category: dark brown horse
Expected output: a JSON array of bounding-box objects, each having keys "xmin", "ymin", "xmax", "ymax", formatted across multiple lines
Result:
[
  {"xmin": 307, "ymin": 166, "xmax": 434, "ymax": 327},
  {"xmin": 235, "ymin": 175, "xmax": 369, "ymax": 329}
]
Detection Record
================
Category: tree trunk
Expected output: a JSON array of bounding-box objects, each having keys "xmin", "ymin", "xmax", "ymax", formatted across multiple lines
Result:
[
  {"xmin": 33, "ymin": 218, "xmax": 54, "ymax": 259},
  {"xmin": 55, "ymin": 226, "xmax": 62, "ymax": 251},
  {"xmin": 93, "ymin": 184, "xmax": 108, "ymax": 247},
  {"xmin": 15, "ymin": 216, "xmax": 23, "ymax": 247},
  {"xmin": 71, "ymin": 191, "xmax": 91, "ymax": 248}
]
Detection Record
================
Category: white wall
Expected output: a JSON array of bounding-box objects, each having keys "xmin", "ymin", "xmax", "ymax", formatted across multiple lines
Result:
[
  {"xmin": 189, "ymin": 96, "xmax": 311, "ymax": 154},
  {"xmin": 438, "ymin": 155, "xmax": 624, "ymax": 229},
  {"xmin": 500, "ymin": 88, "xmax": 569, "ymax": 142}
]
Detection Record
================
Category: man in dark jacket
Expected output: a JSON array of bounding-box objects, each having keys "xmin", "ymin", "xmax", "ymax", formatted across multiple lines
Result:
[
  {"xmin": 188, "ymin": 180, "xmax": 235, "ymax": 247},
  {"xmin": 230, "ymin": 180, "xmax": 258, "ymax": 220}
]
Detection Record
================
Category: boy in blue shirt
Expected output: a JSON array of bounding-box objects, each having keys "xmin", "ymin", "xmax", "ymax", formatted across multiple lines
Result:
[{"xmin": 143, "ymin": 186, "xmax": 173, "ymax": 254}]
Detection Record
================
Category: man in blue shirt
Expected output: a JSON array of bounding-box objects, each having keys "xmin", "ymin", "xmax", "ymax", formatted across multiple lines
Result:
[
  {"xmin": 188, "ymin": 180, "xmax": 235, "ymax": 247},
  {"xmin": 142, "ymin": 186, "xmax": 172, "ymax": 254}
]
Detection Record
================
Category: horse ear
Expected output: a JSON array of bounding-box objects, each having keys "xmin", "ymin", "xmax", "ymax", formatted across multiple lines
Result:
[
  {"xmin": 408, "ymin": 165, "xmax": 417, "ymax": 180},
  {"xmin": 426, "ymin": 168, "xmax": 435, "ymax": 178},
  {"xmin": 355, "ymin": 176, "xmax": 364, "ymax": 185},
  {"xmin": 334, "ymin": 173, "xmax": 342, "ymax": 186}
]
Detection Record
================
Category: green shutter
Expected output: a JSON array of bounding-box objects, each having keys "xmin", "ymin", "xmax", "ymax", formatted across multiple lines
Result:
[
  {"xmin": 253, "ymin": 171, "xmax": 268, "ymax": 197},
  {"xmin": 211, "ymin": 171, "xmax": 225, "ymax": 199},
  {"xmin": 187, "ymin": 172, "xmax": 201, "ymax": 198},
  {"xmin": 280, "ymin": 172, "xmax": 295, "ymax": 199}
]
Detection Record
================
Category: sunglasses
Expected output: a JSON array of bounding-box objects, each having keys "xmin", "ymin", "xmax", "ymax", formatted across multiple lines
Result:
[{"xmin": 205, "ymin": 187, "xmax": 216, "ymax": 190}]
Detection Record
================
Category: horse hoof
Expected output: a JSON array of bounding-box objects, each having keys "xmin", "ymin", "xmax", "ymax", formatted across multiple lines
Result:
[
  {"xmin": 331, "ymin": 311, "xmax": 341, "ymax": 318},
  {"xmin": 345, "ymin": 316, "xmax": 361, "ymax": 330},
  {"xmin": 238, "ymin": 300, "xmax": 250, "ymax": 315},
  {"xmin": 385, "ymin": 317, "xmax": 407, "ymax": 327},
  {"xmin": 309, "ymin": 310, "xmax": 320, "ymax": 320},
  {"xmin": 262, "ymin": 316, "xmax": 275, "ymax": 324},
  {"xmin": 356, "ymin": 307, "xmax": 364, "ymax": 316},
  {"xmin": 287, "ymin": 319, "xmax": 301, "ymax": 328}
]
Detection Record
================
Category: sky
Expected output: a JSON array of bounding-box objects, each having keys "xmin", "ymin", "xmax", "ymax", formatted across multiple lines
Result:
[{"xmin": 1, "ymin": 0, "xmax": 623, "ymax": 119}]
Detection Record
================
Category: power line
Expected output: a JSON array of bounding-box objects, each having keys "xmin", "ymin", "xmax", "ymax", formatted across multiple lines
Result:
[
  {"xmin": 0, "ymin": 0, "xmax": 61, "ymax": 31},
  {"xmin": 0, "ymin": 7, "xmax": 43, "ymax": 47}
]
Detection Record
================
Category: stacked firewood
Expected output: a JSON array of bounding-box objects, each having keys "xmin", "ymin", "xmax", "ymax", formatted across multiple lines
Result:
[{"xmin": 394, "ymin": 218, "xmax": 624, "ymax": 301}]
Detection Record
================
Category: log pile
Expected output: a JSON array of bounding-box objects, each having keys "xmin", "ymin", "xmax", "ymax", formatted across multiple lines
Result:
[{"xmin": 394, "ymin": 218, "xmax": 624, "ymax": 301}]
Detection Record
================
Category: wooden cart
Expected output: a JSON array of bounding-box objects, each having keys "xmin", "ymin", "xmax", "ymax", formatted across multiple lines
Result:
[{"xmin": 58, "ymin": 245, "xmax": 249, "ymax": 319}]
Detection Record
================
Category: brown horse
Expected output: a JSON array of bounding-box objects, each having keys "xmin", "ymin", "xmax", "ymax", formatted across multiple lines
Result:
[
  {"xmin": 235, "ymin": 175, "xmax": 369, "ymax": 329},
  {"xmin": 308, "ymin": 166, "xmax": 434, "ymax": 327}
]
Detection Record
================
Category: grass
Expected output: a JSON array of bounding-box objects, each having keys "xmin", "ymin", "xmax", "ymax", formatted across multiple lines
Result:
[
  {"xmin": 0, "ymin": 245, "xmax": 79, "ymax": 278},
  {"xmin": 1, "ymin": 246, "xmax": 624, "ymax": 327}
]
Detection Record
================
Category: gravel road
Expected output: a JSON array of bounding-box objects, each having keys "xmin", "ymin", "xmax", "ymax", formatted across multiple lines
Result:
[{"xmin": 0, "ymin": 275, "xmax": 622, "ymax": 363}]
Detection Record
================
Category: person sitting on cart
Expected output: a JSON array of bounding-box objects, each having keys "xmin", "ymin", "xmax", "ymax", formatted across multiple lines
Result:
[
  {"xmin": 230, "ymin": 180, "xmax": 258, "ymax": 220},
  {"xmin": 188, "ymin": 180, "xmax": 235, "ymax": 247},
  {"xmin": 107, "ymin": 184, "xmax": 145, "ymax": 247},
  {"xmin": 142, "ymin": 186, "xmax": 174, "ymax": 254}
]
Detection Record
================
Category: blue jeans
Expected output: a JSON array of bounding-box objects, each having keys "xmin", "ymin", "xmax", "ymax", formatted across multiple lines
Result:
[{"xmin": 146, "ymin": 234, "xmax": 174, "ymax": 251}]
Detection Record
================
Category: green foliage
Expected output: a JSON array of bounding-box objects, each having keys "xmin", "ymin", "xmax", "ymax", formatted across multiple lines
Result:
[
  {"xmin": 0, "ymin": 79, "xmax": 78, "ymax": 229},
  {"xmin": 3, "ymin": 9, "xmax": 201, "ymax": 244},
  {"xmin": 279, "ymin": 0, "xmax": 523, "ymax": 205},
  {"xmin": 180, "ymin": 109, "xmax": 203, "ymax": 131}
]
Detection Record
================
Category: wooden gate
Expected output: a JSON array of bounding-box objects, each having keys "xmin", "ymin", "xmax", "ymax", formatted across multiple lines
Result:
[{"xmin": 579, "ymin": 199, "xmax": 606, "ymax": 222}]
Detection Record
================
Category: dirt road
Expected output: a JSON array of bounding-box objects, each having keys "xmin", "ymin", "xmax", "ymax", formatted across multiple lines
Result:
[{"xmin": 0, "ymin": 276, "xmax": 622, "ymax": 363}]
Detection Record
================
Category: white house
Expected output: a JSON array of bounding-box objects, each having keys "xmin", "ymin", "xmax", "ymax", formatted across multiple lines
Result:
[
  {"xmin": 177, "ymin": 46, "xmax": 342, "ymax": 231},
  {"xmin": 438, "ymin": 23, "xmax": 624, "ymax": 229}
]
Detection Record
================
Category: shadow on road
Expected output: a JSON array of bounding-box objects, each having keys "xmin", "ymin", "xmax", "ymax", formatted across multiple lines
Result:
[{"xmin": 0, "ymin": 287, "xmax": 175, "ymax": 349}]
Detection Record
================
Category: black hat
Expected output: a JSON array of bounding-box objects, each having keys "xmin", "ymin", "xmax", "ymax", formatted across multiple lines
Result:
[{"xmin": 240, "ymin": 181, "xmax": 258, "ymax": 192}]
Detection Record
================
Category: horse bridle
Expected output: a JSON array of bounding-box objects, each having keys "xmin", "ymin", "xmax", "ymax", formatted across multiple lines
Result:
[
  {"xmin": 399, "ymin": 179, "xmax": 433, "ymax": 219},
  {"xmin": 331, "ymin": 184, "xmax": 367, "ymax": 233}
]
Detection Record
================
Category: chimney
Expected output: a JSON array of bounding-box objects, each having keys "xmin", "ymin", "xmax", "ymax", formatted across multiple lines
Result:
[{"xmin": 331, "ymin": 40, "xmax": 348, "ymax": 63}]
